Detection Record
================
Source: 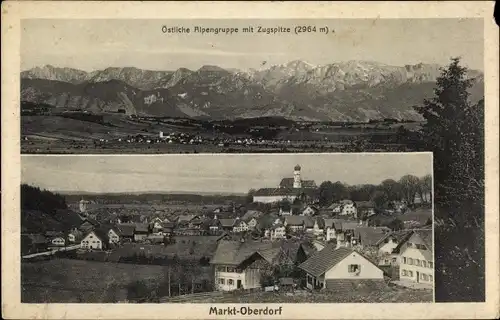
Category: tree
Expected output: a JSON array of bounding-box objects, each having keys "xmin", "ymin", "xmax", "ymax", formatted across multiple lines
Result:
[
  {"xmin": 415, "ymin": 57, "xmax": 484, "ymax": 219},
  {"xmin": 386, "ymin": 218, "xmax": 404, "ymax": 231},
  {"xmin": 318, "ymin": 181, "xmax": 335, "ymax": 206},
  {"xmin": 245, "ymin": 189, "xmax": 256, "ymax": 204},
  {"xmin": 380, "ymin": 179, "xmax": 403, "ymax": 201},
  {"xmin": 371, "ymin": 190, "xmax": 389, "ymax": 209},
  {"xmin": 418, "ymin": 174, "xmax": 433, "ymax": 203},
  {"xmin": 399, "ymin": 175, "xmax": 420, "ymax": 205}
]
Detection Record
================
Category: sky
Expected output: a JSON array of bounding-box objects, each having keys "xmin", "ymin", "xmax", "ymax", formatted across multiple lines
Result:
[
  {"xmin": 21, "ymin": 18, "xmax": 484, "ymax": 72},
  {"xmin": 21, "ymin": 154, "xmax": 432, "ymax": 194}
]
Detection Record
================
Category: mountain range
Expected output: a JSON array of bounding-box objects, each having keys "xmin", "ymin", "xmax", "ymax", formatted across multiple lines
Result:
[{"xmin": 21, "ymin": 60, "xmax": 484, "ymax": 122}]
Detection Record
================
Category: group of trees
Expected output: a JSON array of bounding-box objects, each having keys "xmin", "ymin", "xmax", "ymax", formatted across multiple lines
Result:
[
  {"xmin": 317, "ymin": 174, "xmax": 432, "ymax": 208},
  {"xmin": 21, "ymin": 184, "xmax": 68, "ymax": 214}
]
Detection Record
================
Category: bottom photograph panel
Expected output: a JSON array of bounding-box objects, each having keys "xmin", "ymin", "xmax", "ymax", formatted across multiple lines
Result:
[{"xmin": 21, "ymin": 153, "xmax": 434, "ymax": 303}]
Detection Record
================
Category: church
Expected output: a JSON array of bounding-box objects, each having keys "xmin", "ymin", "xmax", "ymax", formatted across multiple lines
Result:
[{"xmin": 253, "ymin": 165, "xmax": 319, "ymax": 203}]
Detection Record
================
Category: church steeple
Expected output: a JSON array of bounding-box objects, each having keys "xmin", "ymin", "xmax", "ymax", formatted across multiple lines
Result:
[{"xmin": 293, "ymin": 164, "xmax": 302, "ymax": 188}]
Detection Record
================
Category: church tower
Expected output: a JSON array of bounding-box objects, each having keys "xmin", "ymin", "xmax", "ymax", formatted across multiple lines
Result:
[
  {"xmin": 293, "ymin": 164, "xmax": 302, "ymax": 188},
  {"xmin": 79, "ymin": 199, "xmax": 87, "ymax": 213}
]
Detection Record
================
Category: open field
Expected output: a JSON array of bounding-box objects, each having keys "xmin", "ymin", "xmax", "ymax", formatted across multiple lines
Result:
[
  {"xmin": 21, "ymin": 258, "xmax": 212, "ymax": 303},
  {"xmin": 21, "ymin": 115, "xmax": 418, "ymax": 154},
  {"xmin": 161, "ymin": 287, "xmax": 433, "ymax": 303}
]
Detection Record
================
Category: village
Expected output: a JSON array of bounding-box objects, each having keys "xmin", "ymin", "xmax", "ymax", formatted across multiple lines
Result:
[{"xmin": 21, "ymin": 163, "xmax": 433, "ymax": 303}]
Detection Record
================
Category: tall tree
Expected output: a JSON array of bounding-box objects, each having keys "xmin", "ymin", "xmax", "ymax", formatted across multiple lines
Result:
[
  {"xmin": 399, "ymin": 175, "xmax": 420, "ymax": 205},
  {"xmin": 418, "ymin": 174, "xmax": 433, "ymax": 203},
  {"xmin": 380, "ymin": 179, "xmax": 403, "ymax": 201},
  {"xmin": 245, "ymin": 189, "xmax": 256, "ymax": 204},
  {"xmin": 415, "ymin": 57, "xmax": 484, "ymax": 217}
]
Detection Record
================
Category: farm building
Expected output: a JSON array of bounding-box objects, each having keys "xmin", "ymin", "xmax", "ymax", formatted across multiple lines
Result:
[
  {"xmin": 398, "ymin": 229, "xmax": 433, "ymax": 285},
  {"xmin": 81, "ymin": 230, "xmax": 110, "ymax": 250},
  {"xmin": 299, "ymin": 245, "xmax": 384, "ymax": 290}
]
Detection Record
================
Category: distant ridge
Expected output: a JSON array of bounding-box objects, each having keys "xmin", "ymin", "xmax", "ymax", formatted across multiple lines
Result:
[
  {"xmin": 56, "ymin": 190, "xmax": 247, "ymax": 196},
  {"xmin": 21, "ymin": 60, "xmax": 484, "ymax": 122}
]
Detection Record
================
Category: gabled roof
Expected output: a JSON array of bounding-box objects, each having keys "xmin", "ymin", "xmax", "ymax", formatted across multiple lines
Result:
[
  {"xmin": 88, "ymin": 229, "xmax": 110, "ymax": 247},
  {"xmin": 177, "ymin": 215, "xmax": 198, "ymax": 223},
  {"xmin": 298, "ymin": 245, "xmax": 354, "ymax": 277},
  {"xmin": 339, "ymin": 200, "xmax": 354, "ymax": 205},
  {"xmin": 254, "ymin": 187, "xmax": 299, "ymax": 197},
  {"xmin": 323, "ymin": 218, "xmax": 345, "ymax": 230},
  {"xmin": 117, "ymin": 223, "xmax": 136, "ymax": 237},
  {"xmin": 284, "ymin": 215, "xmax": 306, "ymax": 226},
  {"xmin": 415, "ymin": 229, "xmax": 433, "ymax": 251},
  {"xmin": 241, "ymin": 210, "xmax": 263, "ymax": 221},
  {"xmin": 210, "ymin": 240, "xmax": 270, "ymax": 266},
  {"xmin": 353, "ymin": 227, "xmax": 390, "ymax": 247},
  {"xmin": 376, "ymin": 230, "xmax": 413, "ymax": 247},
  {"xmin": 233, "ymin": 219, "xmax": 247, "ymax": 228}
]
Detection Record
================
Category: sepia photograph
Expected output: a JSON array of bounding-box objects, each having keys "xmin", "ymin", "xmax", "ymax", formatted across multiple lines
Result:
[
  {"xmin": 20, "ymin": 19, "xmax": 483, "ymax": 154},
  {"xmin": 2, "ymin": 1, "xmax": 498, "ymax": 319},
  {"xmin": 21, "ymin": 153, "xmax": 433, "ymax": 303}
]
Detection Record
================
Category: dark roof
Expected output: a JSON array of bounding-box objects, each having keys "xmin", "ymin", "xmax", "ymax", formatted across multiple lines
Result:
[
  {"xmin": 117, "ymin": 223, "xmax": 136, "ymax": 237},
  {"xmin": 324, "ymin": 218, "xmax": 345, "ymax": 229},
  {"xmin": 353, "ymin": 227, "xmax": 390, "ymax": 246},
  {"xmin": 314, "ymin": 217, "xmax": 325, "ymax": 229},
  {"xmin": 135, "ymin": 223, "xmax": 149, "ymax": 233},
  {"xmin": 53, "ymin": 209, "xmax": 84, "ymax": 229},
  {"xmin": 177, "ymin": 215, "xmax": 197, "ymax": 223},
  {"xmin": 219, "ymin": 219, "xmax": 236, "ymax": 228},
  {"xmin": 83, "ymin": 218, "xmax": 99, "ymax": 226},
  {"xmin": 241, "ymin": 210, "xmax": 263, "ymax": 221},
  {"xmin": 27, "ymin": 234, "xmax": 47, "ymax": 244},
  {"xmin": 376, "ymin": 230, "xmax": 413, "ymax": 247},
  {"xmin": 356, "ymin": 201, "xmax": 375, "ymax": 209},
  {"xmin": 210, "ymin": 240, "xmax": 281, "ymax": 266},
  {"xmin": 284, "ymin": 216, "xmax": 306, "ymax": 226},
  {"xmin": 279, "ymin": 178, "xmax": 295, "ymax": 188},
  {"xmin": 301, "ymin": 180, "xmax": 317, "ymax": 188},
  {"xmin": 299, "ymin": 245, "xmax": 354, "ymax": 277}
]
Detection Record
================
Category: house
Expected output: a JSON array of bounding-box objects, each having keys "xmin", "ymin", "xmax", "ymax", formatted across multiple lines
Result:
[
  {"xmin": 117, "ymin": 223, "xmax": 136, "ymax": 241},
  {"xmin": 352, "ymin": 226, "xmax": 391, "ymax": 249},
  {"xmin": 68, "ymin": 229, "xmax": 83, "ymax": 243},
  {"xmin": 162, "ymin": 222, "xmax": 175, "ymax": 237},
  {"xmin": 298, "ymin": 245, "xmax": 384, "ymax": 290},
  {"xmin": 106, "ymin": 227, "xmax": 121, "ymax": 244},
  {"xmin": 134, "ymin": 223, "xmax": 149, "ymax": 242},
  {"xmin": 324, "ymin": 219, "xmax": 344, "ymax": 242},
  {"xmin": 209, "ymin": 219, "xmax": 222, "ymax": 234},
  {"xmin": 80, "ymin": 230, "xmax": 109, "ymax": 250},
  {"xmin": 233, "ymin": 219, "xmax": 249, "ymax": 233},
  {"xmin": 302, "ymin": 205, "xmax": 318, "ymax": 216},
  {"xmin": 356, "ymin": 201, "xmax": 377, "ymax": 218},
  {"xmin": 177, "ymin": 215, "xmax": 198, "ymax": 225},
  {"xmin": 270, "ymin": 224, "xmax": 286, "ymax": 240},
  {"xmin": 310, "ymin": 217, "xmax": 325, "ymax": 236},
  {"xmin": 377, "ymin": 230, "xmax": 413, "ymax": 266},
  {"xmin": 79, "ymin": 218, "xmax": 99, "ymax": 232},
  {"xmin": 241, "ymin": 210, "xmax": 263, "ymax": 223},
  {"xmin": 399, "ymin": 229, "xmax": 433, "ymax": 285},
  {"xmin": 328, "ymin": 203, "xmax": 343, "ymax": 214},
  {"xmin": 339, "ymin": 200, "xmax": 357, "ymax": 217},
  {"xmin": 210, "ymin": 241, "xmax": 278, "ymax": 291},
  {"xmin": 279, "ymin": 207, "xmax": 293, "ymax": 216},
  {"xmin": 284, "ymin": 216, "xmax": 306, "ymax": 232},
  {"xmin": 246, "ymin": 217, "xmax": 259, "ymax": 230}
]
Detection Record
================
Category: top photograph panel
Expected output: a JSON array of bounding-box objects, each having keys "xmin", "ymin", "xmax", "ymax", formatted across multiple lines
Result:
[{"xmin": 20, "ymin": 19, "xmax": 483, "ymax": 154}]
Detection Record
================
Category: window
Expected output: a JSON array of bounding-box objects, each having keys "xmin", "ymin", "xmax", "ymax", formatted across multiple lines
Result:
[
  {"xmin": 415, "ymin": 259, "xmax": 421, "ymax": 267},
  {"xmin": 421, "ymin": 274, "xmax": 428, "ymax": 281},
  {"xmin": 403, "ymin": 257, "xmax": 407, "ymax": 264},
  {"xmin": 429, "ymin": 275, "xmax": 433, "ymax": 282},
  {"xmin": 408, "ymin": 258, "xmax": 413, "ymax": 265},
  {"xmin": 422, "ymin": 261, "xmax": 428, "ymax": 268},
  {"xmin": 408, "ymin": 271, "xmax": 413, "ymax": 277},
  {"xmin": 392, "ymin": 258, "xmax": 397, "ymax": 264},
  {"xmin": 217, "ymin": 266, "xmax": 226, "ymax": 272},
  {"xmin": 227, "ymin": 267, "xmax": 235, "ymax": 273},
  {"xmin": 307, "ymin": 275, "xmax": 313, "ymax": 285},
  {"xmin": 407, "ymin": 242, "xmax": 413, "ymax": 248},
  {"xmin": 348, "ymin": 264, "xmax": 361, "ymax": 273},
  {"xmin": 428, "ymin": 261, "xmax": 434, "ymax": 268},
  {"xmin": 228, "ymin": 279, "xmax": 234, "ymax": 285},
  {"xmin": 402, "ymin": 270, "xmax": 407, "ymax": 276},
  {"xmin": 218, "ymin": 278, "xmax": 225, "ymax": 285}
]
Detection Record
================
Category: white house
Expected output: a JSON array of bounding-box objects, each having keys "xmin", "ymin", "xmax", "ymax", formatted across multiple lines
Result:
[
  {"xmin": 270, "ymin": 225, "xmax": 286, "ymax": 240},
  {"xmin": 302, "ymin": 205, "xmax": 318, "ymax": 216},
  {"xmin": 233, "ymin": 220, "xmax": 249, "ymax": 233},
  {"xmin": 80, "ymin": 230, "xmax": 109, "ymax": 250},
  {"xmin": 399, "ymin": 230, "xmax": 434, "ymax": 286},
  {"xmin": 210, "ymin": 241, "xmax": 277, "ymax": 291},
  {"xmin": 107, "ymin": 228, "xmax": 121, "ymax": 244},
  {"xmin": 339, "ymin": 200, "xmax": 357, "ymax": 217},
  {"xmin": 246, "ymin": 218, "xmax": 258, "ymax": 230},
  {"xmin": 299, "ymin": 245, "xmax": 384, "ymax": 290}
]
